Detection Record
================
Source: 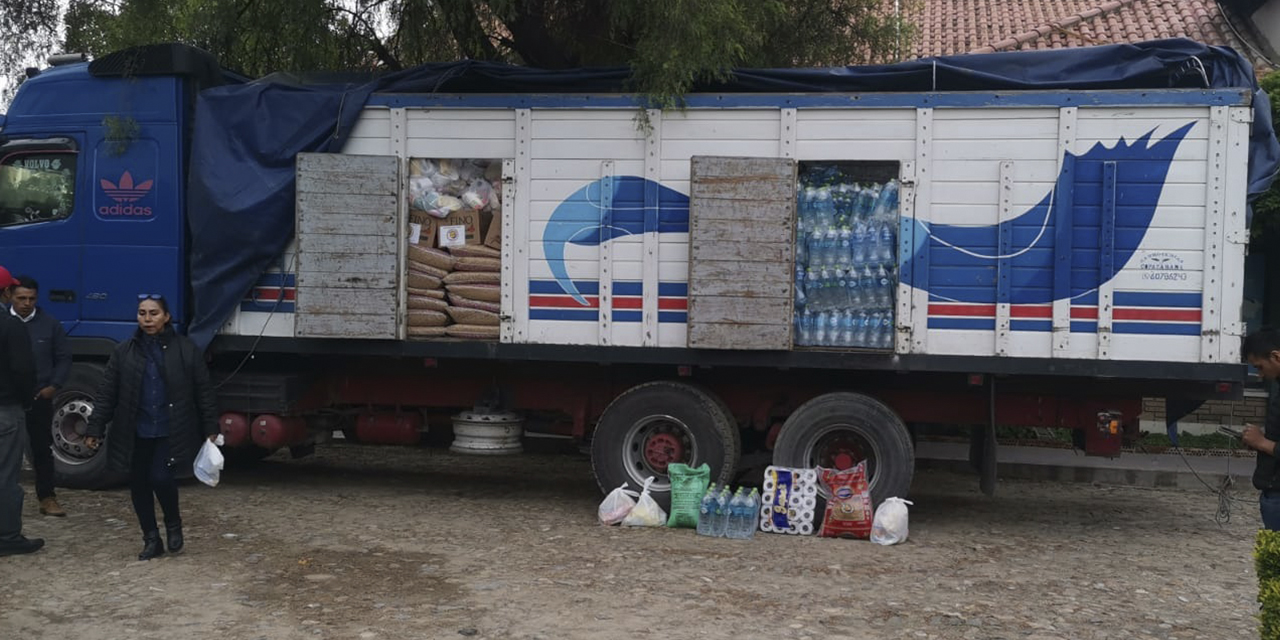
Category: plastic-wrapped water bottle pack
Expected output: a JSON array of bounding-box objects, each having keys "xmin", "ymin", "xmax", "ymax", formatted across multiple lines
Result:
[{"xmin": 794, "ymin": 166, "xmax": 899, "ymax": 349}]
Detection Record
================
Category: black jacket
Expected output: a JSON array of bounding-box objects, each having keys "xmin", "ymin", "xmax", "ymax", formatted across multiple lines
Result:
[
  {"xmin": 14, "ymin": 308, "xmax": 70, "ymax": 392},
  {"xmin": 87, "ymin": 327, "xmax": 219, "ymax": 473},
  {"xmin": 1256, "ymin": 382, "xmax": 1280, "ymax": 491},
  {"xmin": 0, "ymin": 315, "xmax": 35, "ymax": 408}
]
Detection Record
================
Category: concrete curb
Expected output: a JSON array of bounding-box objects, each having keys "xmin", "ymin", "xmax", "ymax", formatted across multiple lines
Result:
[{"xmin": 915, "ymin": 441, "xmax": 1255, "ymax": 491}]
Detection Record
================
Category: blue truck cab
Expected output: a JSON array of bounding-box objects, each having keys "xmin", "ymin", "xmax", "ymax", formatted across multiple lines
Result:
[{"xmin": 0, "ymin": 44, "xmax": 228, "ymax": 348}]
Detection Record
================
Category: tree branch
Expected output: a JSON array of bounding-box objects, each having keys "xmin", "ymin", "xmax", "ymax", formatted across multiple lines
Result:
[{"xmin": 329, "ymin": 4, "xmax": 403, "ymax": 70}]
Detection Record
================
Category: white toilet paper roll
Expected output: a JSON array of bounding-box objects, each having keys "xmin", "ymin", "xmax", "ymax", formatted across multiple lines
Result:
[
  {"xmin": 801, "ymin": 469, "xmax": 818, "ymax": 484},
  {"xmin": 801, "ymin": 484, "xmax": 818, "ymax": 497},
  {"xmin": 762, "ymin": 478, "xmax": 776, "ymax": 492},
  {"xmin": 798, "ymin": 521, "xmax": 815, "ymax": 536},
  {"xmin": 760, "ymin": 519, "xmax": 774, "ymax": 533}
]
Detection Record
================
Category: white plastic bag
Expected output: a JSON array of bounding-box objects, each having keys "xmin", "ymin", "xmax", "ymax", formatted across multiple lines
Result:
[
  {"xmin": 598, "ymin": 482, "xmax": 640, "ymax": 525},
  {"xmin": 621, "ymin": 477, "xmax": 667, "ymax": 526},
  {"xmin": 870, "ymin": 497, "xmax": 913, "ymax": 545},
  {"xmin": 194, "ymin": 434, "xmax": 226, "ymax": 487}
]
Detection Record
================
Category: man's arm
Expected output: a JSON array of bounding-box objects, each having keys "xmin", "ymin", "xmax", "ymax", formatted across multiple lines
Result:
[
  {"xmin": 48, "ymin": 317, "xmax": 71, "ymax": 389},
  {"xmin": 1245, "ymin": 423, "xmax": 1276, "ymax": 456}
]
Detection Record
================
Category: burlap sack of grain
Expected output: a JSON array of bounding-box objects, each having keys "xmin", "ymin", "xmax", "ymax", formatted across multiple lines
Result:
[
  {"xmin": 446, "ymin": 307, "xmax": 499, "ymax": 326},
  {"xmin": 449, "ymin": 245, "xmax": 500, "ymax": 260},
  {"xmin": 445, "ymin": 324, "xmax": 500, "ymax": 339},
  {"xmin": 447, "ymin": 284, "xmax": 499, "ymax": 303},
  {"xmin": 408, "ymin": 260, "xmax": 449, "ymax": 280},
  {"xmin": 407, "ymin": 287, "xmax": 446, "ymax": 300},
  {"xmin": 407, "ymin": 272, "xmax": 443, "ymax": 290},
  {"xmin": 407, "ymin": 326, "xmax": 449, "ymax": 338},
  {"xmin": 408, "ymin": 295, "xmax": 449, "ymax": 312},
  {"xmin": 454, "ymin": 257, "xmax": 501, "ymax": 273},
  {"xmin": 447, "ymin": 292, "xmax": 500, "ymax": 314},
  {"xmin": 443, "ymin": 271, "xmax": 499, "ymax": 286},
  {"xmin": 407, "ymin": 310, "xmax": 448, "ymax": 327},
  {"xmin": 408, "ymin": 244, "xmax": 456, "ymax": 271}
]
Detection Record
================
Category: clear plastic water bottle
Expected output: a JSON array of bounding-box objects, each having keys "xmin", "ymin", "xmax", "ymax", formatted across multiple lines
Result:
[
  {"xmin": 834, "ymin": 268, "xmax": 850, "ymax": 310},
  {"xmin": 805, "ymin": 269, "xmax": 820, "ymax": 311},
  {"xmin": 872, "ymin": 180, "xmax": 899, "ymax": 219},
  {"xmin": 798, "ymin": 187, "xmax": 813, "ymax": 230},
  {"xmin": 744, "ymin": 489, "xmax": 759, "ymax": 539},
  {"xmin": 826, "ymin": 310, "xmax": 840, "ymax": 347},
  {"xmin": 837, "ymin": 226, "xmax": 852, "ymax": 269},
  {"xmin": 876, "ymin": 264, "xmax": 892, "ymax": 307},
  {"xmin": 870, "ymin": 221, "xmax": 890, "ymax": 263},
  {"xmin": 808, "ymin": 229, "xmax": 824, "ymax": 269},
  {"xmin": 799, "ymin": 307, "xmax": 814, "ymax": 345},
  {"xmin": 839, "ymin": 309, "xmax": 854, "ymax": 347},
  {"xmin": 714, "ymin": 487, "xmax": 731, "ymax": 537},
  {"xmin": 812, "ymin": 269, "xmax": 827, "ymax": 311},
  {"xmin": 854, "ymin": 310, "xmax": 870, "ymax": 347},
  {"xmin": 794, "ymin": 263, "xmax": 807, "ymax": 308},
  {"xmin": 869, "ymin": 310, "xmax": 884, "ymax": 348},
  {"xmin": 725, "ymin": 488, "xmax": 747, "ymax": 539},
  {"xmin": 697, "ymin": 486, "xmax": 718, "ymax": 537},
  {"xmin": 846, "ymin": 269, "xmax": 862, "ymax": 310},
  {"xmin": 815, "ymin": 186, "xmax": 835, "ymax": 232},
  {"xmin": 860, "ymin": 265, "xmax": 875, "ymax": 303},
  {"xmin": 795, "ymin": 232, "xmax": 808, "ymax": 268},
  {"xmin": 822, "ymin": 228, "xmax": 838, "ymax": 268},
  {"xmin": 852, "ymin": 220, "xmax": 868, "ymax": 267},
  {"xmin": 880, "ymin": 311, "xmax": 895, "ymax": 349},
  {"xmin": 814, "ymin": 310, "xmax": 828, "ymax": 346}
]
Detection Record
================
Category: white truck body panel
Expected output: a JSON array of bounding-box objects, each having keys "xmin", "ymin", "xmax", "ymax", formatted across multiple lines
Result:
[{"xmin": 221, "ymin": 96, "xmax": 1250, "ymax": 365}]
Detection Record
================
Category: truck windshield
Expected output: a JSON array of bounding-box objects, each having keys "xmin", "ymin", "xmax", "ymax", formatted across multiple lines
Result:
[{"xmin": 0, "ymin": 139, "xmax": 77, "ymax": 227}]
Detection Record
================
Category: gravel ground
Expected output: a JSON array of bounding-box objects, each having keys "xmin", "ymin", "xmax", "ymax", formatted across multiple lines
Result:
[{"xmin": 1, "ymin": 443, "xmax": 1265, "ymax": 639}]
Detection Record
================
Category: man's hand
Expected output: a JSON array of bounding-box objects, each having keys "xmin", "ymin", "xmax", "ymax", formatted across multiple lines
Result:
[
  {"xmin": 1244, "ymin": 423, "xmax": 1275, "ymax": 455},
  {"xmin": 35, "ymin": 386, "xmax": 55, "ymax": 401},
  {"xmin": 84, "ymin": 436, "xmax": 100, "ymax": 450}
]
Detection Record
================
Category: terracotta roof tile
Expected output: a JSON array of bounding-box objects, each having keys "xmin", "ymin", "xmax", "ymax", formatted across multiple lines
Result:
[{"xmin": 904, "ymin": 0, "xmax": 1275, "ymax": 71}]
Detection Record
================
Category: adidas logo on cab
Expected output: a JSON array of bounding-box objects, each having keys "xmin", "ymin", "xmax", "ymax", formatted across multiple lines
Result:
[{"xmin": 99, "ymin": 171, "xmax": 154, "ymax": 216}]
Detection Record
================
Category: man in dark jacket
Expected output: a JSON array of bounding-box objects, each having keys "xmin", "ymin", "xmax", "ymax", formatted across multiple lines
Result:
[
  {"xmin": 0, "ymin": 267, "xmax": 43, "ymax": 556},
  {"xmin": 11, "ymin": 276, "xmax": 71, "ymax": 517},
  {"xmin": 1243, "ymin": 329, "xmax": 1280, "ymax": 530}
]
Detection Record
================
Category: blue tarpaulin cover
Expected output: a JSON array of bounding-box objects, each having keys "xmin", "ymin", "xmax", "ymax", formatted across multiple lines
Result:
[{"xmin": 186, "ymin": 38, "xmax": 1280, "ymax": 349}]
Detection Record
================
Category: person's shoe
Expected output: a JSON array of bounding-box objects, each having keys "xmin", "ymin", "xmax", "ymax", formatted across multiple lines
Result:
[
  {"xmin": 165, "ymin": 521, "xmax": 184, "ymax": 554},
  {"xmin": 139, "ymin": 531, "xmax": 165, "ymax": 561},
  {"xmin": 0, "ymin": 536, "xmax": 45, "ymax": 557},
  {"xmin": 39, "ymin": 497, "xmax": 66, "ymax": 517}
]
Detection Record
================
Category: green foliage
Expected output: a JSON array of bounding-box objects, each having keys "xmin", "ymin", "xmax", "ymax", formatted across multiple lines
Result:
[
  {"xmin": 38, "ymin": 0, "xmax": 914, "ymax": 110},
  {"xmin": 1258, "ymin": 530, "xmax": 1280, "ymax": 638},
  {"xmin": 1136, "ymin": 431, "xmax": 1239, "ymax": 450},
  {"xmin": 102, "ymin": 115, "xmax": 140, "ymax": 157}
]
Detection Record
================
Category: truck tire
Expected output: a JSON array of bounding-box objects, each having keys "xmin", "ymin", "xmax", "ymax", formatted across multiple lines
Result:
[
  {"xmin": 51, "ymin": 362, "xmax": 126, "ymax": 489},
  {"xmin": 591, "ymin": 381, "xmax": 740, "ymax": 509},
  {"xmin": 772, "ymin": 392, "xmax": 914, "ymax": 507}
]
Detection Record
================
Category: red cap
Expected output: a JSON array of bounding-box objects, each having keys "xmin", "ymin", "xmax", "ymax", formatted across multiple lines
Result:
[{"xmin": 0, "ymin": 266, "xmax": 17, "ymax": 289}]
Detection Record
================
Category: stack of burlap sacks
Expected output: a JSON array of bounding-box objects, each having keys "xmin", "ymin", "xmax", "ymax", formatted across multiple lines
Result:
[{"xmin": 407, "ymin": 244, "xmax": 501, "ymax": 339}]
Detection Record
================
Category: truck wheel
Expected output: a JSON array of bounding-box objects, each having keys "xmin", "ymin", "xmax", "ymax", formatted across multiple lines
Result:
[
  {"xmin": 773, "ymin": 392, "xmax": 914, "ymax": 507},
  {"xmin": 51, "ymin": 362, "xmax": 126, "ymax": 489},
  {"xmin": 591, "ymin": 381, "xmax": 740, "ymax": 509}
]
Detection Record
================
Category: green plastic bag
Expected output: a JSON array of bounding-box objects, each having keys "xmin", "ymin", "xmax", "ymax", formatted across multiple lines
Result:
[{"xmin": 666, "ymin": 463, "xmax": 711, "ymax": 528}]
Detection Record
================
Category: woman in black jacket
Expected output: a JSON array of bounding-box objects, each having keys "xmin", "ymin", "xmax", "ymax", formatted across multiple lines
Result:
[{"xmin": 84, "ymin": 295, "xmax": 219, "ymax": 560}]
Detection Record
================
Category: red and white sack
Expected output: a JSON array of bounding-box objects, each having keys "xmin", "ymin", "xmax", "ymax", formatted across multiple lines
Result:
[{"xmin": 818, "ymin": 462, "xmax": 873, "ymax": 539}]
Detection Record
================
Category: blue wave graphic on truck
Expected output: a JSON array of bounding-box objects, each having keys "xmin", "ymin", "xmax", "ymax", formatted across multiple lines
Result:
[
  {"xmin": 899, "ymin": 122, "xmax": 1196, "ymax": 304},
  {"xmin": 540, "ymin": 122, "xmax": 1194, "ymax": 309},
  {"xmin": 543, "ymin": 176, "xmax": 690, "ymax": 305}
]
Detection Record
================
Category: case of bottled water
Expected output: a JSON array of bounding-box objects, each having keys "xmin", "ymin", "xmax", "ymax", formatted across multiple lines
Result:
[{"xmin": 793, "ymin": 163, "xmax": 899, "ymax": 350}]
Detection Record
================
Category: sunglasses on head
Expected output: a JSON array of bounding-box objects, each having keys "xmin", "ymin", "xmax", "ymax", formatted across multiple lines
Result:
[{"xmin": 137, "ymin": 293, "xmax": 164, "ymax": 301}]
